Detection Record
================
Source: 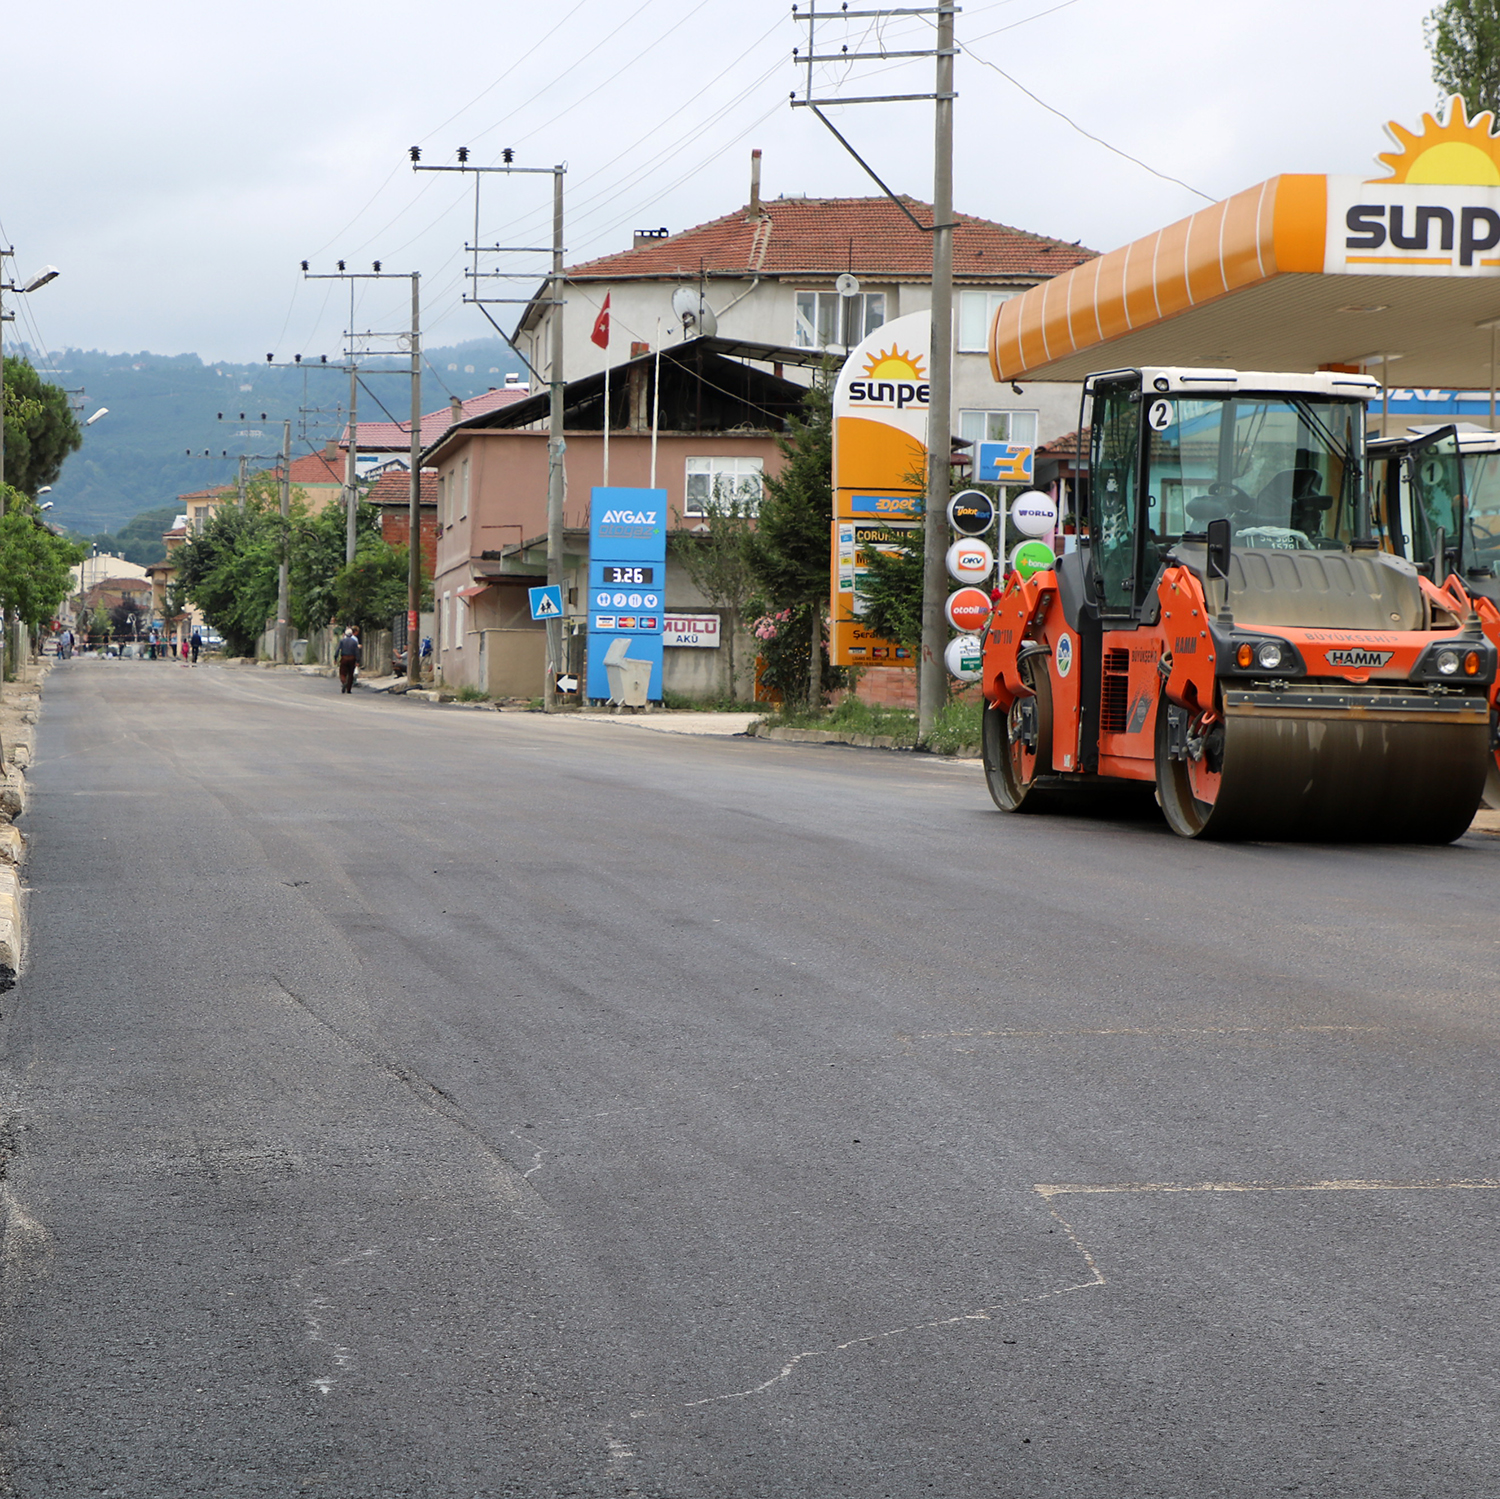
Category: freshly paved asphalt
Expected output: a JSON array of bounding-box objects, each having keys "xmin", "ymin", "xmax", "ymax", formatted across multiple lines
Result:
[{"xmin": 3, "ymin": 657, "xmax": 1500, "ymax": 1497}]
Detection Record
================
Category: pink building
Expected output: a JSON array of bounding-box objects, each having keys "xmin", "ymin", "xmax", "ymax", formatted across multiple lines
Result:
[{"xmin": 423, "ymin": 338, "xmax": 820, "ymax": 700}]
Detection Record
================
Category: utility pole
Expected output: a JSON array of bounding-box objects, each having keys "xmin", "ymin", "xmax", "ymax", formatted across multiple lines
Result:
[
  {"xmin": 345, "ymin": 363, "xmax": 359, "ymax": 564},
  {"xmin": 302, "ymin": 262, "xmax": 424, "ymax": 680},
  {"xmin": 792, "ymin": 0, "xmax": 959, "ymax": 736},
  {"xmin": 920, "ymin": 1, "xmax": 957, "ymax": 737},
  {"xmin": 277, "ymin": 419, "xmax": 292, "ymax": 663},
  {"xmin": 407, "ymin": 274, "xmax": 422, "ymax": 681},
  {"xmin": 545, "ymin": 168, "xmax": 565, "ymax": 710},
  {"xmin": 411, "ymin": 148, "xmax": 568, "ymax": 705}
]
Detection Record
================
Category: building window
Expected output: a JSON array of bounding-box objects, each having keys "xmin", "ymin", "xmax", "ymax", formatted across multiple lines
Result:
[
  {"xmin": 795, "ymin": 290, "xmax": 885, "ymax": 350},
  {"xmin": 460, "ymin": 457, "xmax": 470, "ymax": 519},
  {"xmin": 684, "ymin": 456, "xmax": 764, "ymax": 517},
  {"xmin": 958, "ymin": 409, "xmax": 1038, "ymax": 449},
  {"xmin": 957, "ymin": 289, "xmax": 1019, "ymax": 353}
]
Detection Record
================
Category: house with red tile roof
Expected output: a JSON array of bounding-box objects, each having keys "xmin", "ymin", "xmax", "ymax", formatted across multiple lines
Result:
[
  {"xmin": 337, "ymin": 382, "xmax": 532, "ymax": 462},
  {"xmin": 510, "ymin": 153, "xmax": 1099, "ymax": 451}
]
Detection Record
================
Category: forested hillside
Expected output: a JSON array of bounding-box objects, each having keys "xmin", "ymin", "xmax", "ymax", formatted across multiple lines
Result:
[{"xmin": 27, "ymin": 338, "xmax": 524, "ymax": 538}]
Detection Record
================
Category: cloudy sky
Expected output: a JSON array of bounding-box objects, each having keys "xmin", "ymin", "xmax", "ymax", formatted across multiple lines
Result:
[{"xmin": 4, "ymin": 0, "xmax": 1449, "ymax": 368}]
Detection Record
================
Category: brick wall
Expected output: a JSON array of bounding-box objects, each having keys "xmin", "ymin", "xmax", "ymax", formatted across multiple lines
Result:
[{"xmin": 379, "ymin": 511, "xmax": 439, "ymax": 577}]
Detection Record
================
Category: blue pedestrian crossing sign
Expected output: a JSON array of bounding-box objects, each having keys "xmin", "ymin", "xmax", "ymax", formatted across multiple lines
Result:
[{"xmin": 528, "ymin": 585, "xmax": 563, "ymax": 620}]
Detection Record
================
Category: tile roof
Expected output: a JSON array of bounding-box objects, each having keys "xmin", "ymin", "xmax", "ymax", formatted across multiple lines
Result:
[
  {"xmin": 365, "ymin": 468, "xmax": 438, "ymax": 507},
  {"xmin": 566, "ymin": 197, "xmax": 1096, "ymax": 283},
  {"xmin": 1036, "ymin": 427, "xmax": 1089, "ymax": 457},
  {"xmin": 342, "ymin": 386, "xmax": 531, "ymax": 452},
  {"xmin": 288, "ymin": 449, "xmax": 344, "ymax": 485}
]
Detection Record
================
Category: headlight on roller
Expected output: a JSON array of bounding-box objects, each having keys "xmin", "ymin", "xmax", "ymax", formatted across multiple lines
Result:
[
  {"xmin": 1256, "ymin": 641, "xmax": 1285, "ymax": 670},
  {"xmin": 1436, "ymin": 649, "xmax": 1461, "ymax": 676}
]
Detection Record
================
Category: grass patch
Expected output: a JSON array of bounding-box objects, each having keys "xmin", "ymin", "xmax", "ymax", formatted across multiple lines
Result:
[
  {"xmin": 763, "ymin": 698, "xmax": 919, "ymax": 746},
  {"xmin": 453, "ymin": 684, "xmax": 490, "ymax": 703},
  {"xmin": 924, "ymin": 695, "xmax": 983, "ymax": 756},
  {"xmin": 660, "ymin": 691, "xmax": 762, "ymax": 712}
]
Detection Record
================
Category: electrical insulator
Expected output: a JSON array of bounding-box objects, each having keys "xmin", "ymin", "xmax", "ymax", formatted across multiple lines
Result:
[
  {"xmin": 457, "ymin": 147, "xmax": 469, "ymax": 163},
  {"xmin": 409, "ymin": 146, "xmax": 421, "ymax": 162},
  {"xmin": 502, "ymin": 148, "xmax": 514, "ymax": 164}
]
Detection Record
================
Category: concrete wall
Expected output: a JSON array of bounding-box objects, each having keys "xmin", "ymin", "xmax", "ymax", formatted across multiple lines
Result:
[{"xmin": 477, "ymin": 629, "xmax": 548, "ymax": 699}]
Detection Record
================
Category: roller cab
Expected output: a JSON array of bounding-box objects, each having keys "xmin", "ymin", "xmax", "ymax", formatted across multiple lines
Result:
[
  {"xmin": 1368, "ymin": 424, "xmax": 1500, "ymax": 805},
  {"xmin": 981, "ymin": 367, "xmax": 1498, "ymax": 841}
]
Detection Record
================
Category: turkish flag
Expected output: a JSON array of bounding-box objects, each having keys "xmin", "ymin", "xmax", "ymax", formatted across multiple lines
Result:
[{"xmin": 591, "ymin": 294, "xmax": 611, "ymax": 350}]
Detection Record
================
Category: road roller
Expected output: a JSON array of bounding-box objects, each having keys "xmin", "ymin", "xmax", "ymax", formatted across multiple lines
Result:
[
  {"xmin": 980, "ymin": 368, "xmax": 1499, "ymax": 841},
  {"xmin": 1368, "ymin": 425, "xmax": 1500, "ymax": 806}
]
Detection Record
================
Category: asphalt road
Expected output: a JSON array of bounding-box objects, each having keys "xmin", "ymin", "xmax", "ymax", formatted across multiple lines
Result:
[{"xmin": 3, "ymin": 658, "xmax": 1500, "ymax": 1498}]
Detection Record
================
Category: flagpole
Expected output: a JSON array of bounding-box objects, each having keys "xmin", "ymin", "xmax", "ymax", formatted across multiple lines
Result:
[
  {"xmin": 650, "ymin": 316, "xmax": 662, "ymax": 489},
  {"xmin": 603, "ymin": 362, "xmax": 610, "ymax": 487}
]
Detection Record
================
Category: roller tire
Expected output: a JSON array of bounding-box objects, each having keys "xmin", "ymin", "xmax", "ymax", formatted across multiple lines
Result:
[{"xmin": 983, "ymin": 662, "xmax": 1054, "ymax": 813}]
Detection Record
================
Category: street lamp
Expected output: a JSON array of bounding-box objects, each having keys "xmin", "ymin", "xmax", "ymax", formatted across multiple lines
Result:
[{"xmin": 0, "ymin": 256, "xmax": 60, "ymax": 494}]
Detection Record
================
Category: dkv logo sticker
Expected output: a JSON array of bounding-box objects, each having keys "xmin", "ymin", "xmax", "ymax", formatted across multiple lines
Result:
[{"xmin": 1055, "ymin": 633, "xmax": 1074, "ymax": 677}]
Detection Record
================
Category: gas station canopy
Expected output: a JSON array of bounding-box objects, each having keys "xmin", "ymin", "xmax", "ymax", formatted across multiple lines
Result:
[{"xmin": 988, "ymin": 98, "xmax": 1500, "ymax": 394}]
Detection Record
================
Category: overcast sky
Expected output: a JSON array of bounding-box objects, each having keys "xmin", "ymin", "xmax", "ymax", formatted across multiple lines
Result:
[{"xmin": 4, "ymin": 0, "xmax": 1448, "ymax": 369}]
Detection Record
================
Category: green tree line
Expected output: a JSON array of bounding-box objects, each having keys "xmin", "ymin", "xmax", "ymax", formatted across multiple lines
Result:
[{"xmin": 171, "ymin": 482, "xmax": 426, "ymax": 656}]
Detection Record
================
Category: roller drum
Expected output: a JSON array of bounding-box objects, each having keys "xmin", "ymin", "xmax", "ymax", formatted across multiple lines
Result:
[{"xmin": 1158, "ymin": 691, "xmax": 1490, "ymax": 842}]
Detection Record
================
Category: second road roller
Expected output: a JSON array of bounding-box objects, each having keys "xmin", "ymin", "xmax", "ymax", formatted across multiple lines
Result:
[{"xmin": 980, "ymin": 367, "xmax": 1498, "ymax": 840}]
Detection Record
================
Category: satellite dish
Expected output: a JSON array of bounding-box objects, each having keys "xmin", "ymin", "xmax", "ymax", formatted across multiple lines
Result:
[
  {"xmin": 836, "ymin": 272, "xmax": 860, "ymax": 298},
  {"xmin": 672, "ymin": 285, "xmax": 716, "ymax": 338}
]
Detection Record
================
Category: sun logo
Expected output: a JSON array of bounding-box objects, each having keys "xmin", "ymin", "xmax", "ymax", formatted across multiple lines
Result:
[
  {"xmin": 1372, "ymin": 93, "xmax": 1500, "ymax": 185},
  {"xmin": 862, "ymin": 345, "xmax": 926, "ymax": 382}
]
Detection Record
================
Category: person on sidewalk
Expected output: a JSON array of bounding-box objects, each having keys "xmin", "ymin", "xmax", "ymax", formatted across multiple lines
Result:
[
  {"xmin": 190, "ymin": 628, "xmax": 203, "ymax": 665},
  {"xmin": 336, "ymin": 627, "xmax": 362, "ymax": 693}
]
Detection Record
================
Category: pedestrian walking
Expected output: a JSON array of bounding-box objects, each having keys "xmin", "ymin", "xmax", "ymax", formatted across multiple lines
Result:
[
  {"xmin": 336, "ymin": 627, "xmax": 362, "ymax": 693},
  {"xmin": 58, "ymin": 628, "xmax": 73, "ymax": 660},
  {"xmin": 190, "ymin": 628, "xmax": 202, "ymax": 665}
]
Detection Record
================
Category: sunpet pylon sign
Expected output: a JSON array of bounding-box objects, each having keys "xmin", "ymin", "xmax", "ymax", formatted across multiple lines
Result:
[{"xmin": 829, "ymin": 311, "xmax": 929, "ymax": 669}]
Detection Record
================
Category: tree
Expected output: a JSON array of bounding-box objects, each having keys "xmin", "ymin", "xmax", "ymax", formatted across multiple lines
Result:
[
  {"xmin": 171, "ymin": 483, "xmax": 283, "ymax": 655},
  {"xmin": 668, "ymin": 483, "xmax": 758, "ymax": 699},
  {"xmin": 1426, "ymin": 0, "xmax": 1500, "ymax": 113},
  {"xmin": 0, "ymin": 485, "xmax": 85, "ymax": 651},
  {"xmin": 857, "ymin": 524, "xmax": 926, "ymax": 657},
  {"xmin": 2, "ymin": 357, "xmax": 82, "ymax": 497},
  {"xmin": 746, "ymin": 371, "xmax": 835, "ymax": 707}
]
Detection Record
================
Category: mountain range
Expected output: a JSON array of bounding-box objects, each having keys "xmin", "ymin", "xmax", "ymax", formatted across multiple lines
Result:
[{"xmin": 24, "ymin": 338, "xmax": 526, "ymax": 539}]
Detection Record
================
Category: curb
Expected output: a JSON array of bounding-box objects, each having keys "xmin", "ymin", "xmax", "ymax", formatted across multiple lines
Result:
[{"xmin": 0, "ymin": 663, "xmax": 46, "ymax": 990}]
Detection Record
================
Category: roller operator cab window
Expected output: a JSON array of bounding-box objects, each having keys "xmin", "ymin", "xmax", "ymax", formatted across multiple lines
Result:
[
  {"xmin": 1405, "ymin": 432, "xmax": 1464, "ymax": 567},
  {"xmin": 1090, "ymin": 384, "xmax": 1141, "ymax": 612},
  {"xmin": 1143, "ymin": 395, "xmax": 1363, "ymax": 555},
  {"xmin": 1459, "ymin": 450, "xmax": 1500, "ymax": 568}
]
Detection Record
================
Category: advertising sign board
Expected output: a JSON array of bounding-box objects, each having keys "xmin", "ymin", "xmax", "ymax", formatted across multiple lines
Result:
[
  {"xmin": 588, "ymin": 486, "xmax": 667, "ymax": 701},
  {"xmin": 830, "ymin": 310, "xmax": 931, "ymax": 667}
]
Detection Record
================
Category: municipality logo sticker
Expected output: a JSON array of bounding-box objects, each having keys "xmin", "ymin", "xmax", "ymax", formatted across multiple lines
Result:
[{"xmin": 1055, "ymin": 633, "xmax": 1074, "ymax": 677}]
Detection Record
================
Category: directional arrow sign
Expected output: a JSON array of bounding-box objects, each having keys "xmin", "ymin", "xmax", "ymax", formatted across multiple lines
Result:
[{"xmin": 528, "ymin": 584, "xmax": 563, "ymax": 620}]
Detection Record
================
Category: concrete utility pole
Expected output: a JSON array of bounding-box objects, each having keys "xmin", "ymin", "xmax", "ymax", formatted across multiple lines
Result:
[
  {"xmin": 791, "ymin": 1, "xmax": 959, "ymax": 734},
  {"xmin": 409, "ymin": 149, "xmax": 569, "ymax": 704},
  {"xmin": 918, "ymin": 0, "xmax": 957, "ymax": 738},
  {"xmin": 345, "ymin": 363, "xmax": 359, "ymax": 564},
  {"xmin": 277, "ymin": 419, "xmax": 292, "ymax": 663},
  {"xmin": 407, "ymin": 274, "xmax": 422, "ymax": 681},
  {"xmin": 544, "ymin": 168, "xmax": 566, "ymax": 711}
]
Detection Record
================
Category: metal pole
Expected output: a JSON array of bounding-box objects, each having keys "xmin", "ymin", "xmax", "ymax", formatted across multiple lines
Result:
[
  {"xmin": 1490, "ymin": 325, "xmax": 1496, "ymax": 431},
  {"xmin": 650, "ymin": 319, "xmax": 662, "ymax": 488},
  {"xmin": 407, "ymin": 273, "xmax": 422, "ymax": 681},
  {"xmin": 544, "ymin": 167, "xmax": 566, "ymax": 710},
  {"xmin": 346, "ymin": 362, "xmax": 359, "ymax": 564},
  {"xmin": 0, "ymin": 258, "xmax": 7, "ymax": 495},
  {"xmin": 918, "ymin": 0, "xmax": 956, "ymax": 739},
  {"xmin": 277, "ymin": 419, "xmax": 291, "ymax": 663}
]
